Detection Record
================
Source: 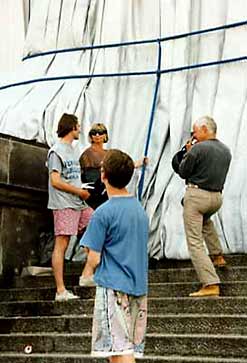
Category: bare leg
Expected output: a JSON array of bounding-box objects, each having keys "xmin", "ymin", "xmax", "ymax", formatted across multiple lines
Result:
[
  {"xmin": 80, "ymin": 247, "xmax": 91, "ymax": 277},
  {"xmin": 81, "ymin": 260, "xmax": 94, "ymax": 278},
  {"xmin": 78, "ymin": 249, "xmax": 99, "ymax": 287},
  {"xmin": 109, "ymin": 354, "xmax": 135, "ymax": 363},
  {"xmin": 52, "ymin": 235, "xmax": 70, "ymax": 293}
]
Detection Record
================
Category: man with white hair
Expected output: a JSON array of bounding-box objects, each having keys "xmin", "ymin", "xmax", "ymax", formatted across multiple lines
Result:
[{"xmin": 172, "ymin": 116, "xmax": 232, "ymax": 297}]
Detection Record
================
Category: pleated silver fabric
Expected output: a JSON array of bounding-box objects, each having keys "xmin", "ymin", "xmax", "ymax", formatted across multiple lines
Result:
[{"xmin": 0, "ymin": 0, "xmax": 247, "ymax": 259}]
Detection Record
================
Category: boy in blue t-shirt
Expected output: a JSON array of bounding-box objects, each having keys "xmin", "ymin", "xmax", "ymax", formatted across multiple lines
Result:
[{"xmin": 80, "ymin": 149, "xmax": 149, "ymax": 363}]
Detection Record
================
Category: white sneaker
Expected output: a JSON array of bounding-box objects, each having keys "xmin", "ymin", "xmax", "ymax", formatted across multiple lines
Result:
[
  {"xmin": 79, "ymin": 275, "xmax": 96, "ymax": 287},
  {"xmin": 55, "ymin": 289, "xmax": 80, "ymax": 302}
]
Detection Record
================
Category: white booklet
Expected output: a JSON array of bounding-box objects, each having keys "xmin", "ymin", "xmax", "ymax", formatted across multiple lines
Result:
[{"xmin": 81, "ymin": 182, "xmax": 95, "ymax": 190}]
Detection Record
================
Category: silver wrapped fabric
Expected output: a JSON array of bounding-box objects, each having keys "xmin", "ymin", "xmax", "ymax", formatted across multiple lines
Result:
[{"xmin": 0, "ymin": 0, "xmax": 246, "ymax": 259}]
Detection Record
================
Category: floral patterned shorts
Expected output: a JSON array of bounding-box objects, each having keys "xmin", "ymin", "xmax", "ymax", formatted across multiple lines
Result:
[
  {"xmin": 53, "ymin": 207, "xmax": 93, "ymax": 236},
  {"xmin": 91, "ymin": 286, "xmax": 147, "ymax": 358}
]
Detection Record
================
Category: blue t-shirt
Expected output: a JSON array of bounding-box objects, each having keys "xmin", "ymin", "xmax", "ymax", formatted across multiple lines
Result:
[{"xmin": 80, "ymin": 196, "xmax": 149, "ymax": 296}]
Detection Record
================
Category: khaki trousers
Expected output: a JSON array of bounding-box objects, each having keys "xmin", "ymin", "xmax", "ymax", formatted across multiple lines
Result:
[{"xmin": 183, "ymin": 187, "xmax": 223, "ymax": 286}]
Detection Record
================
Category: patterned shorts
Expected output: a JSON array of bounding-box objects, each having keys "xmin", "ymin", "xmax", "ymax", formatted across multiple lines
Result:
[
  {"xmin": 53, "ymin": 207, "xmax": 93, "ymax": 236},
  {"xmin": 91, "ymin": 286, "xmax": 147, "ymax": 358}
]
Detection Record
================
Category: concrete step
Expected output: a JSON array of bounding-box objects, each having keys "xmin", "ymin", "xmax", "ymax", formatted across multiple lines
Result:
[
  {"xmin": 148, "ymin": 266, "xmax": 246, "ymax": 283},
  {"xmin": 1, "ymin": 353, "xmax": 247, "ymax": 363},
  {"xmin": 147, "ymin": 281, "xmax": 247, "ymax": 298},
  {"xmin": 148, "ymin": 314, "xmax": 247, "ymax": 335},
  {"xmin": 0, "ymin": 299, "xmax": 95, "ymax": 317},
  {"xmin": 1, "ymin": 314, "xmax": 247, "ymax": 335},
  {"xmin": 63, "ymin": 254, "xmax": 247, "ymax": 271},
  {"xmin": 1, "ymin": 333, "xmax": 247, "ymax": 358},
  {"xmin": 1, "ymin": 281, "xmax": 247, "ymax": 301},
  {"xmin": 12, "ymin": 266, "xmax": 247, "ymax": 288},
  {"xmin": 1, "ymin": 296, "xmax": 247, "ymax": 317},
  {"xmin": 0, "ymin": 315, "xmax": 93, "ymax": 334},
  {"xmin": 0, "ymin": 286, "xmax": 92, "ymax": 302},
  {"xmin": 9, "ymin": 254, "xmax": 247, "ymax": 289},
  {"xmin": 1, "ymin": 255, "xmax": 247, "ymax": 362},
  {"xmin": 150, "ymin": 254, "xmax": 247, "ymax": 269}
]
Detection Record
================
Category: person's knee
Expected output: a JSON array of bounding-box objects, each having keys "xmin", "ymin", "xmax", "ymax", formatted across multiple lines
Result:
[{"xmin": 55, "ymin": 236, "xmax": 70, "ymax": 251}]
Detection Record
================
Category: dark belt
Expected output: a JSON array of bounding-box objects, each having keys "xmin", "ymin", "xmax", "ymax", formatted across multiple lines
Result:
[{"xmin": 187, "ymin": 183, "xmax": 221, "ymax": 193}]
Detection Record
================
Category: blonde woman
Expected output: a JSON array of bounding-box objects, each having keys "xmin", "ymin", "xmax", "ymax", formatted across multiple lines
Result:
[{"xmin": 80, "ymin": 123, "xmax": 109, "ymax": 209}]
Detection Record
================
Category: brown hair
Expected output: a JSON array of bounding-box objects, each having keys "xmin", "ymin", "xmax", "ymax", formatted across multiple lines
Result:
[
  {"xmin": 57, "ymin": 113, "xmax": 79, "ymax": 138},
  {"xmin": 102, "ymin": 149, "xmax": 134, "ymax": 188}
]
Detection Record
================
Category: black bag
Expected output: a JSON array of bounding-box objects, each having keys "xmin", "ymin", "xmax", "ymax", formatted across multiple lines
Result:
[{"xmin": 87, "ymin": 177, "xmax": 108, "ymax": 209}]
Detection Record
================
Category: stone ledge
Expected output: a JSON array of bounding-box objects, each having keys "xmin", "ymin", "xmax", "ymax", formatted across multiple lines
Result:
[
  {"xmin": 0, "ymin": 183, "xmax": 47, "ymax": 209},
  {"xmin": 0, "ymin": 134, "xmax": 48, "ymax": 192},
  {"xmin": 0, "ymin": 135, "xmax": 51, "ymax": 281}
]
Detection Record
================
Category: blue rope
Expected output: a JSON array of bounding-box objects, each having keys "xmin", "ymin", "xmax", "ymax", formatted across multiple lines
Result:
[
  {"xmin": 138, "ymin": 41, "xmax": 162, "ymax": 200},
  {"xmin": 22, "ymin": 20, "xmax": 247, "ymax": 61},
  {"xmin": 28, "ymin": 0, "xmax": 31, "ymax": 23},
  {"xmin": 7, "ymin": 18, "xmax": 246, "ymax": 202},
  {"xmin": 160, "ymin": 55, "xmax": 247, "ymax": 74},
  {"xmin": 2, "ymin": 19, "xmax": 246, "ymax": 200},
  {"xmin": 0, "ymin": 55, "xmax": 246, "ymax": 92}
]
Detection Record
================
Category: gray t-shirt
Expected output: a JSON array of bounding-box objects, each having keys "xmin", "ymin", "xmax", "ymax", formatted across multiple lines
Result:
[{"xmin": 47, "ymin": 142, "xmax": 86, "ymax": 210}]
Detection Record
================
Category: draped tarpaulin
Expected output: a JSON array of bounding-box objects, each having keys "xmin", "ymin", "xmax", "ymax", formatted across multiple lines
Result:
[
  {"xmin": 0, "ymin": 0, "xmax": 26, "ymax": 76},
  {"xmin": 0, "ymin": 0, "xmax": 246, "ymax": 259}
]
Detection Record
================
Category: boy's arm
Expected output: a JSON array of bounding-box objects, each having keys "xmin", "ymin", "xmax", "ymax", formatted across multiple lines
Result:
[
  {"xmin": 51, "ymin": 171, "xmax": 90, "ymax": 200},
  {"xmin": 81, "ymin": 249, "xmax": 101, "ymax": 277}
]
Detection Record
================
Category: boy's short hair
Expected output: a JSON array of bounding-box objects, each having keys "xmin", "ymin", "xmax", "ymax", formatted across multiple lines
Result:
[
  {"xmin": 57, "ymin": 113, "xmax": 79, "ymax": 138},
  {"xmin": 102, "ymin": 149, "xmax": 134, "ymax": 189}
]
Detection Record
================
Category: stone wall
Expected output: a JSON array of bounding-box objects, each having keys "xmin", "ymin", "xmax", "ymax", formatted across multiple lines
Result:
[{"xmin": 0, "ymin": 134, "xmax": 52, "ymax": 285}]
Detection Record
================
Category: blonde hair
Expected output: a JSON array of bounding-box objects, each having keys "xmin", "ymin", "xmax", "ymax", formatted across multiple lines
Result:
[
  {"xmin": 195, "ymin": 116, "xmax": 217, "ymax": 134},
  {"xmin": 88, "ymin": 123, "xmax": 109, "ymax": 143}
]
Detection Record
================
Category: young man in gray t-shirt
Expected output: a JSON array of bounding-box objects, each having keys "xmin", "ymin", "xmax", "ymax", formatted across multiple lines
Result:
[{"xmin": 47, "ymin": 113, "xmax": 93, "ymax": 302}]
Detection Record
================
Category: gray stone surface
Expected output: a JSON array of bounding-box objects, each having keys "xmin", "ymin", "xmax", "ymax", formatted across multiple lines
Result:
[
  {"xmin": 0, "ymin": 137, "xmax": 9, "ymax": 184},
  {"xmin": 10, "ymin": 266, "xmax": 247, "ymax": 288},
  {"xmin": 2, "ymin": 280, "xmax": 247, "ymax": 301},
  {"xmin": 1, "ymin": 243, "xmax": 247, "ymax": 362},
  {"xmin": 1, "ymin": 207, "xmax": 51, "ymax": 277},
  {"xmin": 9, "ymin": 140, "xmax": 48, "ymax": 190},
  {"xmin": 0, "ymin": 135, "xmax": 51, "ymax": 284},
  {"xmin": 1, "ymin": 333, "xmax": 247, "ymax": 357},
  {"xmin": 2, "ymin": 314, "xmax": 247, "ymax": 336},
  {"xmin": 0, "ymin": 354, "xmax": 247, "ymax": 363},
  {"xmin": 1, "ymin": 296, "xmax": 247, "ymax": 317},
  {"xmin": 1, "ymin": 355, "xmax": 247, "ymax": 363}
]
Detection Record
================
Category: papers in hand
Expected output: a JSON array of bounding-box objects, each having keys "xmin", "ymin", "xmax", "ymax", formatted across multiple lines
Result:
[{"xmin": 81, "ymin": 182, "xmax": 95, "ymax": 190}]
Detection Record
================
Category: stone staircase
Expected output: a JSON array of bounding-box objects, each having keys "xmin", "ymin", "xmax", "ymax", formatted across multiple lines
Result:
[{"xmin": 0, "ymin": 255, "xmax": 247, "ymax": 362}]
